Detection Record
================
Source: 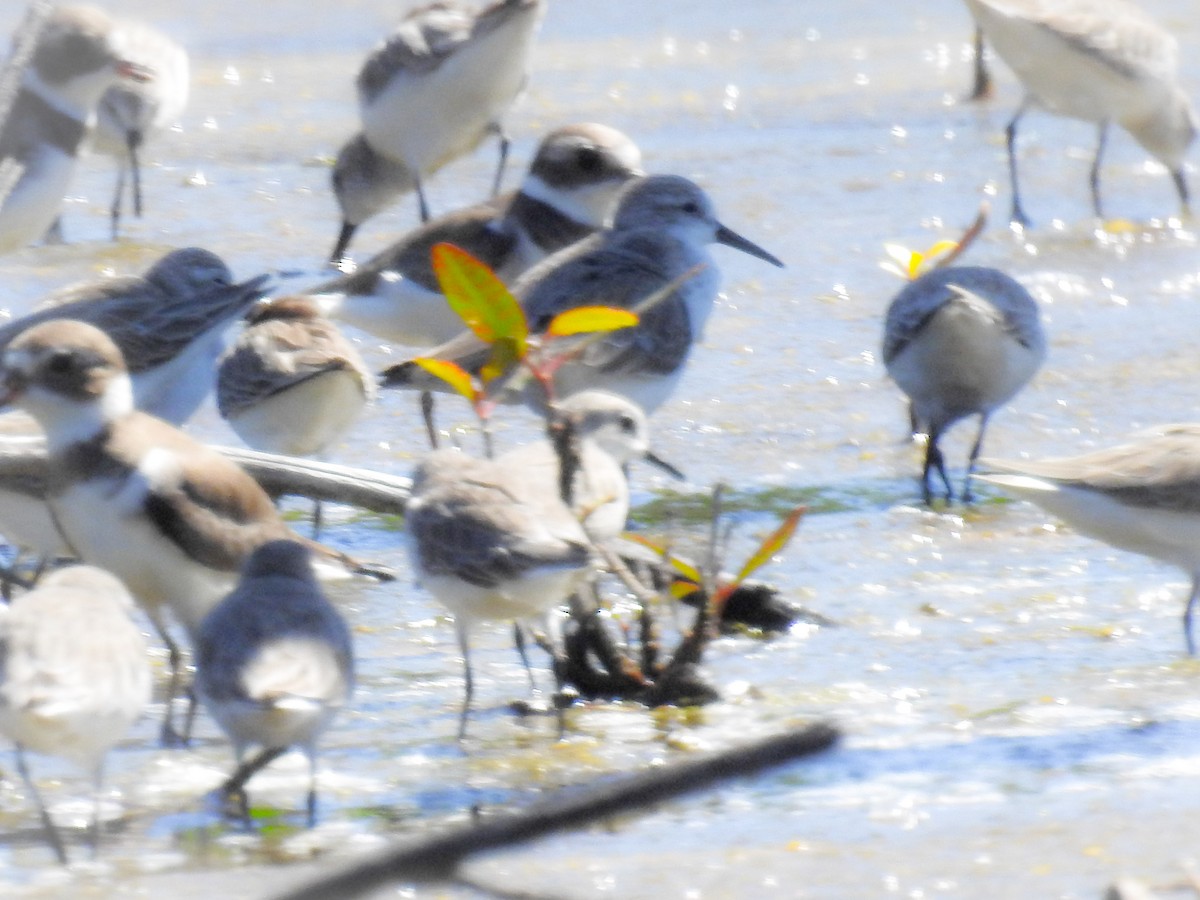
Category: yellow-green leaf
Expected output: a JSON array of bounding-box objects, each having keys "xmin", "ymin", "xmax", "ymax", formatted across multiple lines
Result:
[
  {"xmin": 622, "ymin": 532, "xmax": 703, "ymax": 584},
  {"xmin": 547, "ymin": 306, "xmax": 639, "ymax": 337},
  {"xmin": 670, "ymin": 580, "xmax": 703, "ymax": 600},
  {"xmin": 431, "ymin": 242, "xmax": 528, "ymax": 354},
  {"xmin": 732, "ymin": 505, "xmax": 806, "ymax": 586},
  {"xmin": 411, "ymin": 358, "xmax": 478, "ymax": 402},
  {"xmin": 480, "ymin": 336, "xmax": 522, "ymax": 385}
]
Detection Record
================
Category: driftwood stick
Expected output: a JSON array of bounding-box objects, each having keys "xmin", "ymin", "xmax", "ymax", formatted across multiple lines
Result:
[
  {"xmin": 270, "ymin": 722, "xmax": 841, "ymax": 900},
  {"xmin": 0, "ymin": 438, "xmax": 413, "ymax": 515}
]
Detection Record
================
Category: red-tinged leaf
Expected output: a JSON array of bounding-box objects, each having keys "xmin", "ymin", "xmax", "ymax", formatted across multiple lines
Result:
[
  {"xmin": 731, "ymin": 505, "xmax": 806, "ymax": 586},
  {"xmin": 431, "ymin": 243, "xmax": 528, "ymax": 353},
  {"xmin": 546, "ymin": 306, "xmax": 639, "ymax": 337},
  {"xmin": 411, "ymin": 358, "xmax": 478, "ymax": 402}
]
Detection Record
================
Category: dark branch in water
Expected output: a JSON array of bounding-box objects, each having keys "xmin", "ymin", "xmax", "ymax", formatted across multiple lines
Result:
[{"xmin": 270, "ymin": 722, "xmax": 841, "ymax": 900}]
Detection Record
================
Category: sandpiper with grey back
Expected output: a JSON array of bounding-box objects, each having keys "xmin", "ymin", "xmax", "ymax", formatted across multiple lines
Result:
[
  {"xmin": 217, "ymin": 296, "xmax": 375, "ymax": 534},
  {"xmin": 382, "ymin": 174, "xmax": 784, "ymax": 414},
  {"xmin": 87, "ymin": 16, "xmax": 188, "ymax": 240},
  {"xmin": 195, "ymin": 540, "xmax": 354, "ymax": 826},
  {"xmin": 0, "ymin": 320, "xmax": 385, "ymax": 744},
  {"xmin": 357, "ymin": 0, "xmax": 545, "ymax": 224},
  {"xmin": 328, "ymin": 132, "xmax": 417, "ymax": 265},
  {"xmin": 0, "ymin": 246, "xmax": 270, "ymax": 426},
  {"xmin": 981, "ymin": 425, "xmax": 1200, "ymax": 656},
  {"xmin": 0, "ymin": 5, "xmax": 154, "ymax": 254},
  {"xmin": 883, "ymin": 265, "xmax": 1046, "ymax": 505},
  {"xmin": 0, "ymin": 565, "xmax": 151, "ymax": 863},
  {"xmin": 314, "ymin": 122, "xmax": 643, "ymax": 346},
  {"xmin": 407, "ymin": 434, "xmax": 598, "ymax": 738},
  {"xmin": 962, "ymin": 0, "xmax": 1197, "ymax": 225}
]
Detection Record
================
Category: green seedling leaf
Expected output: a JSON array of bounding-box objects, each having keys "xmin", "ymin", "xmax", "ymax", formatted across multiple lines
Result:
[
  {"xmin": 431, "ymin": 242, "xmax": 528, "ymax": 353},
  {"xmin": 547, "ymin": 306, "xmax": 639, "ymax": 337},
  {"xmin": 411, "ymin": 358, "xmax": 479, "ymax": 402}
]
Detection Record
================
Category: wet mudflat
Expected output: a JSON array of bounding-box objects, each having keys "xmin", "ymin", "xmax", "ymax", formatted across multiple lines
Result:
[{"xmin": 1, "ymin": 1, "xmax": 1200, "ymax": 898}]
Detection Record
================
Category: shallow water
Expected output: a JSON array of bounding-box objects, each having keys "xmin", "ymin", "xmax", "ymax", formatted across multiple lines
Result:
[{"xmin": 1, "ymin": 1, "xmax": 1200, "ymax": 898}]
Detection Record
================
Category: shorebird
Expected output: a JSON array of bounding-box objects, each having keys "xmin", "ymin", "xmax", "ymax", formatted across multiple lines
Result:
[
  {"xmin": 328, "ymin": 132, "xmax": 417, "ymax": 265},
  {"xmin": 315, "ymin": 122, "xmax": 643, "ymax": 345},
  {"xmin": 0, "ymin": 319, "xmax": 383, "ymax": 743},
  {"xmin": 0, "ymin": 5, "xmax": 154, "ymax": 254},
  {"xmin": 981, "ymin": 425, "xmax": 1200, "ymax": 656},
  {"xmin": 407, "ymin": 431, "xmax": 597, "ymax": 738},
  {"xmin": 500, "ymin": 390, "xmax": 678, "ymax": 545},
  {"xmin": 882, "ymin": 265, "xmax": 1046, "ymax": 505},
  {"xmin": 0, "ymin": 565, "xmax": 151, "ymax": 863},
  {"xmin": 217, "ymin": 296, "xmax": 375, "ymax": 533},
  {"xmin": 962, "ymin": 0, "xmax": 1197, "ymax": 225},
  {"xmin": 357, "ymin": 0, "xmax": 545, "ymax": 223},
  {"xmin": 0, "ymin": 246, "xmax": 270, "ymax": 426},
  {"xmin": 195, "ymin": 540, "xmax": 354, "ymax": 826},
  {"xmin": 382, "ymin": 174, "xmax": 784, "ymax": 414},
  {"xmin": 86, "ymin": 16, "xmax": 188, "ymax": 240}
]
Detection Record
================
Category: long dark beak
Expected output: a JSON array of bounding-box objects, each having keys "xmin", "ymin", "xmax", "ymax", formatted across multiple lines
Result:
[
  {"xmin": 232, "ymin": 273, "xmax": 273, "ymax": 304},
  {"xmin": 644, "ymin": 449, "xmax": 686, "ymax": 481},
  {"xmin": 716, "ymin": 224, "xmax": 784, "ymax": 268}
]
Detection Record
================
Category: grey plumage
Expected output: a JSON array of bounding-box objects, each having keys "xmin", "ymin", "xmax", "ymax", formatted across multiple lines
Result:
[
  {"xmin": 883, "ymin": 265, "xmax": 1046, "ymax": 504},
  {"xmin": 195, "ymin": 540, "xmax": 354, "ymax": 826},
  {"xmin": 0, "ymin": 564, "xmax": 151, "ymax": 863}
]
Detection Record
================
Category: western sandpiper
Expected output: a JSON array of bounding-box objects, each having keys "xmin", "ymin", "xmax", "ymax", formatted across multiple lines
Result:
[
  {"xmin": 0, "ymin": 564, "xmax": 151, "ymax": 863},
  {"xmin": 328, "ymin": 132, "xmax": 417, "ymax": 265},
  {"xmin": 217, "ymin": 296, "xmax": 375, "ymax": 533},
  {"xmin": 982, "ymin": 424, "xmax": 1200, "ymax": 655},
  {"xmin": 382, "ymin": 174, "xmax": 784, "ymax": 414},
  {"xmin": 195, "ymin": 540, "xmax": 354, "ymax": 826},
  {"xmin": 0, "ymin": 5, "xmax": 154, "ymax": 254},
  {"xmin": 883, "ymin": 265, "xmax": 1046, "ymax": 504},
  {"xmin": 406, "ymin": 438, "xmax": 596, "ymax": 737},
  {"xmin": 315, "ymin": 122, "xmax": 642, "ymax": 345},
  {"xmin": 357, "ymin": 0, "xmax": 545, "ymax": 223},
  {"xmin": 963, "ymin": 0, "xmax": 1197, "ymax": 224},
  {"xmin": 0, "ymin": 246, "xmax": 270, "ymax": 425}
]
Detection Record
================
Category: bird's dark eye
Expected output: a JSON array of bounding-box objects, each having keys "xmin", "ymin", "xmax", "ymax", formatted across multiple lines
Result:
[
  {"xmin": 575, "ymin": 146, "xmax": 602, "ymax": 173},
  {"xmin": 45, "ymin": 350, "xmax": 74, "ymax": 375},
  {"xmin": 619, "ymin": 414, "xmax": 637, "ymax": 434},
  {"xmin": 682, "ymin": 201, "xmax": 701, "ymax": 215}
]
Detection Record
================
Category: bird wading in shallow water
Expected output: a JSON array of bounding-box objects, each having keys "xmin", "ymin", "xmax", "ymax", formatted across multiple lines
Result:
[
  {"xmin": 195, "ymin": 540, "xmax": 354, "ymax": 827},
  {"xmin": 355, "ymin": 0, "xmax": 545, "ymax": 227},
  {"xmin": 0, "ymin": 565, "xmax": 151, "ymax": 863},
  {"xmin": 882, "ymin": 265, "xmax": 1046, "ymax": 505},
  {"xmin": 962, "ymin": 0, "xmax": 1197, "ymax": 225}
]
